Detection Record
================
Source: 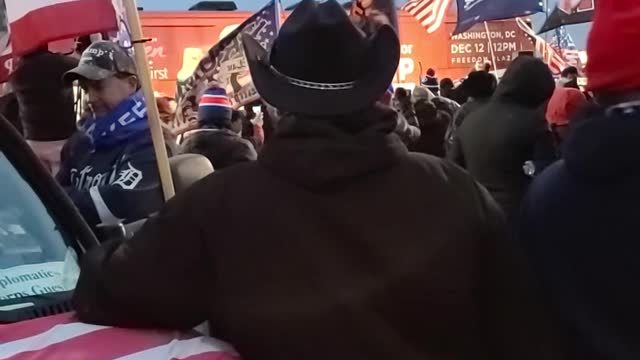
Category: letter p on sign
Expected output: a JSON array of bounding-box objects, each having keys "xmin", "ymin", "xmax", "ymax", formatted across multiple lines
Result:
[{"xmin": 398, "ymin": 58, "xmax": 414, "ymax": 81}]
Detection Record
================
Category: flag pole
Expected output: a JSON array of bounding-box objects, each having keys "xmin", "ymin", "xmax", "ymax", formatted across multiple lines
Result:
[
  {"xmin": 483, "ymin": 21, "xmax": 499, "ymax": 80},
  {"xmin": 122, "ymin": 0, "xmax": 175, "ymax": 201},
  {"xmin": 543, "ymin": 0, "xmax": 550, "ymax": 43}
]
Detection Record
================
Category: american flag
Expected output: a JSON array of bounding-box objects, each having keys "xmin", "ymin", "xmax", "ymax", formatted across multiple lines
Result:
[
  {"xmin": 5, "ymin": 0, "xmax": 118, "ymax": 56},
  {"xmin": 401, "ymin": 0, "xmax": 453, "ymax": 34},
  {"xmin": 536, "ymin": 39, "xmax": 567, "ymax": 75},
  {"xmin": 550, "ymin": 26, "xmax": 580, "ymax": 68},
  {"xmin": 0, "ymin": 313, "xmax": 240, "ymax": 360},
  {"xmin": 515, "ymin": 17, "xmax": 566, "ymax": 75}
]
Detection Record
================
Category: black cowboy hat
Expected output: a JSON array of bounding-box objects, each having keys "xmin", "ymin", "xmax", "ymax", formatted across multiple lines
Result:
[{"xmin": 242, "ymin": 0, "xmax": 400, "ymax": 116}]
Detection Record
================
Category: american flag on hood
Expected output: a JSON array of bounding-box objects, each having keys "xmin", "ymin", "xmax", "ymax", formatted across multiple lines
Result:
[
  {"xmin": 0, "ymin": 313, "xmax": 240, "ymax": 360},
  {"xmin": 401, "ymin": 0, "xmax": 453, "ymax": 34}
]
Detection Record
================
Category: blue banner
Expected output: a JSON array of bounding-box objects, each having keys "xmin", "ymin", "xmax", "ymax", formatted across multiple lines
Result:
[{"xmin": 454, "ymin": 0, "xmax": 543, "ymax": 35}]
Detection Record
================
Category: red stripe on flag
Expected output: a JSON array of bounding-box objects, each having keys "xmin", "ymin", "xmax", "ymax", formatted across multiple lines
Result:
[
  {"xmin": 3, "ymin": 327, "xmax": 184, "ymax": 360},
  {"xmin": 0, "ymin": 313, "xmax": 76, "ymax": 343},
  {"xmin": 427, "ymin": 0, "xmax": 452, "ymax": 33},
  {"xmin": 409, "ymin": 0, "xmax": 432, "ymax": 16},
  {"xmin": 401, "ymin": 0, "xmax": 419, "ymax": 11},
  {"xmin": 10, "ymin": 0, "xmax": 117, "ymax": 56}
]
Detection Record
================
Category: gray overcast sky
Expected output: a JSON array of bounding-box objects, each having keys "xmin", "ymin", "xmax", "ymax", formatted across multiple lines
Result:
[{"xmin": 138, "ymin": 0, "xmax": 589, "ymax": 47}]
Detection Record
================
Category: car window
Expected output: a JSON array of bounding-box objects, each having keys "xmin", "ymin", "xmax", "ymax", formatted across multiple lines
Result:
[{"xmin": 0, "ymin": 152, "xmax": 79, "ymax": 305}]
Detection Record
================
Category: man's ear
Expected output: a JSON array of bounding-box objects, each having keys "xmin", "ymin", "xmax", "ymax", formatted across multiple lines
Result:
[{"xmin": 128, "ymin": 76, "xmax": 140, "ymax": 90}]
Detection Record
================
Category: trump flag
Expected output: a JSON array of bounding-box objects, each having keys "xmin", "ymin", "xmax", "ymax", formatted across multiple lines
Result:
[
  {"xmin": 5, "ymin": 0, "xmax": 118, "ymax": 56},
  {"xmin": 454, "ymin": 0, "xmax": 543, "ymax": 35},
  {"xmin": 174, "ymin": 0, "xmax": 282, "ymax": 135},
  {"xmin": 539, "ymin": 0, "xmax": 596, "ymax": 33}
]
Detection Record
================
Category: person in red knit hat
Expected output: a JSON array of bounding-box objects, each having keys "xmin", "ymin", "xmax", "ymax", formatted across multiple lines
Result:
[{"xmin": 519, "ymin": 1, "xmax": 640, "ymax": 358}]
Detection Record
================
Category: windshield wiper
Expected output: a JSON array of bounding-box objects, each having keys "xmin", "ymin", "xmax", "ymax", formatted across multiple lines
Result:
[{"xmin": 0, "ymin": 291, "xmax": 73, "ymax": 324}]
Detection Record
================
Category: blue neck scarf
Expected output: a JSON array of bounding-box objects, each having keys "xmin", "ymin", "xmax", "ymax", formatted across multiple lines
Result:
[{"xmin": 85, "ymin": 91, "xmax": 150, "ymax": 149}]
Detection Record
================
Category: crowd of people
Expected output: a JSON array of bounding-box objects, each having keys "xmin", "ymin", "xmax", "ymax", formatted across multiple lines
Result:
[{"xmin": 1, "ymin": 0, "xmax": 638, "ymax": 358}]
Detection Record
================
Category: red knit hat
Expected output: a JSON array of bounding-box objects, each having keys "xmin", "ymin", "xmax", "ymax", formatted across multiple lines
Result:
[
  {"xmin": 546, "ymin": 87, "xmax": 587, "ymax": 127},
  {"xmin": 586, "ymin": 0, "xmax": 640, "ymax": 93}
]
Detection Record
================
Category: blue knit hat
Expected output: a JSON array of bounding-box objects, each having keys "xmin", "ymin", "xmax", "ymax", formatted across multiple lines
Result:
[{"xmin": 198, "ymin": 86, "xmax": 233, "ymax": 128}]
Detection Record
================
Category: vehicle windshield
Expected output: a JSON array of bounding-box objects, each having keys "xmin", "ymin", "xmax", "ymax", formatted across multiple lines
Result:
[{"xmin": 0, "ymin": 152, "xmax": 80, "ymax": 310}]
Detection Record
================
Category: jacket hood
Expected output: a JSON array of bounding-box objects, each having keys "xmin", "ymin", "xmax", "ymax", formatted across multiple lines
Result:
[
  {"xmin": 564, "ymin": 104, "xmax": 640, "ymax": 183},
  {"xmin": 493, "ymin": 56, "xmax": 555, "ymax": 108},
  {"xmin": 259, "ymin": 105, "xmax": 407, "ymax": 191},
  {"xmin": 412, "ymin": 86, "xmax": 435, "ymax": 102}
]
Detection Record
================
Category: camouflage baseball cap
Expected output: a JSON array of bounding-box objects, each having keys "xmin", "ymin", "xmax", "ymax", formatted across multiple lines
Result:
[{"xmin": 64, "ymin": 41, "xmax": 137, "ymax": 84}]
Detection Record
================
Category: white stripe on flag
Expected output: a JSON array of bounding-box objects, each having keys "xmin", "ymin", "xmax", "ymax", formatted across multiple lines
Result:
[
  {"xmin": 409, "ymin": 1, "xmax": 432, "ymax": 17},
  {"xmin": 427, "ymin": 0, "xmax": 450, "ymax": 33},
  {"xmin": 403, "ymin": 0, "xmax": 450, "ymax": 34},
  {"xmin": 5, "ymin": 0, "xmax": 79, "ymax": 22},
  {"xmin": 0, "ymin": 322, "xmax": 109, "ymax": 359},
  {"xmin": 113, "ymin": 337, "xmax": 238, "ymax": 360},
  {"xmin": 414, "ymin": 3, "xmax": 435, "ymax": 23}
]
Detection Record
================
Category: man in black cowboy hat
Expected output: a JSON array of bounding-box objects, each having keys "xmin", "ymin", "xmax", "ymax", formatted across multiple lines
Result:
[{"xmin": 73, "ymin": 1, "xmax": 561, "ymax": 359}]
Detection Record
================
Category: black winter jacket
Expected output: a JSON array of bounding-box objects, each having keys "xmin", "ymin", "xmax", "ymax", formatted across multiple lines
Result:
[
  {"xmin": 73, "ymin": 106, "xmax": 563, "ymax": 360},
  {"xmin": 181, "ymin": 129, "xmax": 257, "ymax": 170},
  {"xmin": 449, "ymin": 57, "xmax": 555, "ymax": 220},
  {"xmin": 520, "ymin": 103, "xmax": 640, "ymax": 360},
  {"xmin": 57, "ymin": 132, "xmax": 166, "ymax": 227},
  {"xmin": 9, "ymin": 50, "xmax": 78, "ymax": 141}
]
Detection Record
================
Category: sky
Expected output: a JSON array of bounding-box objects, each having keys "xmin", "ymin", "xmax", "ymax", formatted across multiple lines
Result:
[{"xmin": 138, "ymin": 0, "xmax": 590, "ymax": 47}]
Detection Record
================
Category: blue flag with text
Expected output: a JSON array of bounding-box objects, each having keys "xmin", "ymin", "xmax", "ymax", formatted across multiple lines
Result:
[
  {"xmin": 454, "ymin": 0, "xmax": 543, "ymax": 35},
  {"xmin": 175, "ymin": 0, "xmax": 282, "ymax": 135},
  {"xmin": 539, "ymin": 0, "xmax": 595, "ymax": 33}
]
